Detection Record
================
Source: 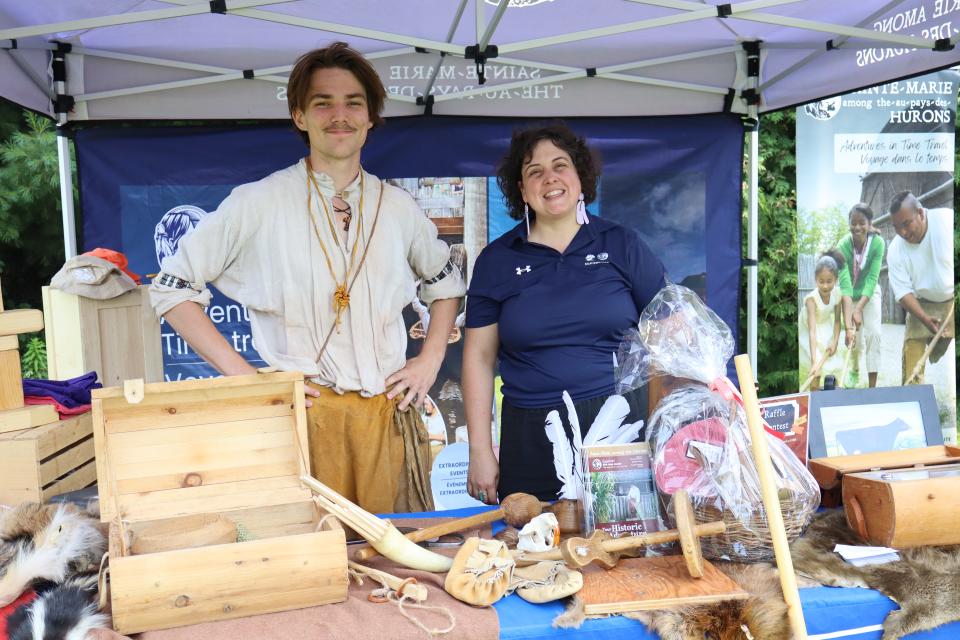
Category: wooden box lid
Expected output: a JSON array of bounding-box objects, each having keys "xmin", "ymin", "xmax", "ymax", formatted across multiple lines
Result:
[
  {"xmin": 92, "ymin": 372, "xmax": 312, "ymax": 524},
  {"xmin": 809, "ymin": 445, "xmax": 960, "ymax": 490}
]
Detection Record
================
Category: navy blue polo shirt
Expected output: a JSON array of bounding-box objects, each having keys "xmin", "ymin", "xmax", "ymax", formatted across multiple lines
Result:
[{"xmin": 466, "ymin": 216, "xmax": 666, "ymax": 408}]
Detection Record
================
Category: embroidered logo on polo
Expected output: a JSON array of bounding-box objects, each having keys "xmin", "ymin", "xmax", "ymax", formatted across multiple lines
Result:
[
  {"xmin": 585, "ymin": 251, "xmax": 609, "ymax": 266},
  {"xmin": 515, "ymin": 265, "xmax": 532, "ymax": 275}
]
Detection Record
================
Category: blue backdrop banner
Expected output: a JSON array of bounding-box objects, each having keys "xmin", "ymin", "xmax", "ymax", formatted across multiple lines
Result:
[
  {"xmin": 76, "ymin": 115, "xmax": 742, "ymax": 508},
  {"xmin": 77, "ymin": 115, "xmax": 742, "ymax": 381}
]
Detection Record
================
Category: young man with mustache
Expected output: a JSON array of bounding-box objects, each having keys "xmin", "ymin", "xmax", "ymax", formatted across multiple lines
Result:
[{"xmin": 149, "ymin": 42, "xmax": 465, "ymax": 513}]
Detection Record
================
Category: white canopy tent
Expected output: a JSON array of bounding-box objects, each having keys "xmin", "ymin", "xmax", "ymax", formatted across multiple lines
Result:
[{"xmin": 2, "ymin": 0, "xmax": 959, "ymax": 370}]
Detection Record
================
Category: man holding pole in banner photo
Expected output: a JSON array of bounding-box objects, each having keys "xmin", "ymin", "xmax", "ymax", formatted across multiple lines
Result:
[
  {"xmin": 886, "ymin": 191, "xmax": 955, "ymax": 386},
  {"xmin": 149, "ymin": 42, "xmax": 466, "ymax": 514}
]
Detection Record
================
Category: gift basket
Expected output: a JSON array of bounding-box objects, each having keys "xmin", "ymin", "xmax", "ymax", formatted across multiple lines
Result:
[{"xmin": 615, "ymin": 285, "xmax": 819, "ymax": 562}]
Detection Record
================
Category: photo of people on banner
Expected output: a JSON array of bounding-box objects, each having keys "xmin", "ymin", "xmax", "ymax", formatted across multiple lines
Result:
[{"xmin": 796, "ymin": 69, "xmax": 957, "ymax": 441}]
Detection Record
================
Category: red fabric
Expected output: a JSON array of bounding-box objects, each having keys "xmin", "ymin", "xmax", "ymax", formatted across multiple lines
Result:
[
  {"xmin": 0, "ymin": 590, "xmax": 38, "ymax": 638},
  {"xmin": 24, "ymin": 395, "xmax": 92, "ymax": 418},
  {"xmin": 85, "ymin": 248, "xmax": 141, "ymax": 284}
]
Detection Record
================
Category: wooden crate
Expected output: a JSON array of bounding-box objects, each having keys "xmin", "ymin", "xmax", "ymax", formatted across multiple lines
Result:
[
  {"xmin": 843, "ymin": 462, "xmax": 960, "ymax": 548},
  {"xmin": 0, "ymin": 413, "xmax": 96, "ymax": 505},
  {"xmin": 92, "ymin": 372, "xmax": 347, "ymax": 635},
  {"xmin": 42, "ymin": 285, "xmax": 163, "ymax": 387}
]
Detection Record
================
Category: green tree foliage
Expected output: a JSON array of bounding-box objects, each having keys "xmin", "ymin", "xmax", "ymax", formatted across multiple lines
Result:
[
  {"xmin": 0, "ymin": 108, "xmax": 75, "ymax": 311},
  {"xmin": 20, "ymin": 336, "xmax": 47, "ymax": 379},
  {"xmin": 742, "ymin": 111, "xmax": 800, "ymax": 396},
  {"xmin": 797, "ymin": 204, "xmax": 849, "ymax": 257}
]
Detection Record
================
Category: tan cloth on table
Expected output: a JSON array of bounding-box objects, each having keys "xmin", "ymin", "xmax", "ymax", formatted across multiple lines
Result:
[
  {"xmin": 132, "ymin": 518, "xmax": 498, "ymax": 640},
  {"xmin": 902, "ymin": 298, "xmax": 955, "ymax": 384},
  {"xmin": 148, "ymin": 162, "xmax": 465, "ymax": 397},
  {"xmin": 307, "ymin": 386, "xmax": 434, "ymax": 515}
]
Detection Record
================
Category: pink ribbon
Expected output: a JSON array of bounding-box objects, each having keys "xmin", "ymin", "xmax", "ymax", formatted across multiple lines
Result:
[{"xmin": 708, "ymin": 377, "xmax": 785, "ymax": 440}]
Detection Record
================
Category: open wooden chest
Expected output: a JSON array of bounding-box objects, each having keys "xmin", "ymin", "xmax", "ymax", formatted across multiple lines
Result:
[
  {"xmin": 808, "ymin": 445, "xmax": 960, "ymax": 507},
  {"xmin": 92, "ymin": 372, "xmax": 348, "ymax": 634}
]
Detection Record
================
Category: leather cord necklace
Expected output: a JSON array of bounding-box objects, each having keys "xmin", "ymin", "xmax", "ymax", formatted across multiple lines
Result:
[{"xmin": 306, "ymin": 164, "xmax": 383, "ymax": 332}]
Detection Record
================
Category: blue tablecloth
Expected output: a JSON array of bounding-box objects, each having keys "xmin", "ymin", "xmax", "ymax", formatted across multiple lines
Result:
[{"xmin": 390, "ymin": 507, "xmax": 960, "ymax": 640}]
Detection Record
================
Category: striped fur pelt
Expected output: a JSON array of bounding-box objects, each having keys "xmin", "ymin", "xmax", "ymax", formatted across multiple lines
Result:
[
  {"xmin": 0, "ymin": 501, "xmax": 107, "ymax": 635},
  {"xmin": 6, "ymin": 573, "xmax": 106, "ymax": 640}
]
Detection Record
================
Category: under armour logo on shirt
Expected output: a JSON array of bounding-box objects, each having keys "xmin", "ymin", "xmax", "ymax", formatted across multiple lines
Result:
[{"xmin": 515, "ymin": 265, "xmax": 531, "ymax": 275}]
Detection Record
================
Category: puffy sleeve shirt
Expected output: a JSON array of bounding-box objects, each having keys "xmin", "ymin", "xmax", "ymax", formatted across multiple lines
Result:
[
  {"xmin": 465, "ymin": 216, "xmax": 666, "ymax": 408},
  {"xmin": 149, "ymin": 160, "xmax": 465, "ymax": 396}
]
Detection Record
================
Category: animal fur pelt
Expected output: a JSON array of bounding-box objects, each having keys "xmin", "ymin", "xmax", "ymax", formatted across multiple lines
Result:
[
  {"xmin": 554, "ymin": 562, "xmax": 817, "ymax": 639},
  {"xmin": 6, "ymin": 573, "xmax": 107, "ymax": 640},
  {"xmin": 0, "ymin": 503, "xmax": 106, "ymax": 607},
  {"xmin": 791, "ymin": 509, "xmax": 960, "ymax": 640}
]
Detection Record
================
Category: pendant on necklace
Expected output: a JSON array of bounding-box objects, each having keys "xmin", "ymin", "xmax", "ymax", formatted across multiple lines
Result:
[{"xmin": 333, "ymin": 282, "xmax": 350, "ymax": 329}]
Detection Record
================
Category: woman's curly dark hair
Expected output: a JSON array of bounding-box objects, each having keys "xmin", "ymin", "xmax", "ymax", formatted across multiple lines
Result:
[{"xmin": 496, "ymin": 122, "xmax": 600, "ymax": 221}]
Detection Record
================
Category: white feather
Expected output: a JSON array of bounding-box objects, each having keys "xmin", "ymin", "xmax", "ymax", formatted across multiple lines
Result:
[
  {"xmin": 583, "ymin": 395, "xmax": 630, "ymax": 446},
  {"xmin": 561, "ymin": 391, "xmax": 582, "ymax": 453},
  {"xmin": 544, "ymin": 410, "xmax": 577, "ymax": 499},
  {"xmin": 562, "ymin": 391, "xmax": 583, "ymax": 457},
  {"xmin": 610, "ymin": 419, "xmax": 644, "ymax": 444}
]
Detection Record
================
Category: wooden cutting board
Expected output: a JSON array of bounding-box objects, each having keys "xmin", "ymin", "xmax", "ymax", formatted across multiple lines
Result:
[{"xmin": 579, "ymin": 555, "xmax": 749, "ymax": 614}]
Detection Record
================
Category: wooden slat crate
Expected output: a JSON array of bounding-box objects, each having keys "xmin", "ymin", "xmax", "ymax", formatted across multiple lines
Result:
[
  {"xmin": 0, "ymin": 413, "xmax": 96, "ymax": 505},
  {"xmin": 93, "ymin": 372, "xmax": 348, "ymax": 634},
  {"xmin": 42, "ymin": 285, "xmax": 163, "ymax": 386}
]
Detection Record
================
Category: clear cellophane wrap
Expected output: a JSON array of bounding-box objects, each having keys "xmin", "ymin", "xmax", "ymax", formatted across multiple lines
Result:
[{"xmin": 615, "ymin": 285, "xmax": 819, "ymax": 561}]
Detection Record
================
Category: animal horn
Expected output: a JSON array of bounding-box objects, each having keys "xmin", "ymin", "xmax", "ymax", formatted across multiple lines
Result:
[{"xmin": 299, "ymin": 475, "xmax": 452, "ymax": 573}]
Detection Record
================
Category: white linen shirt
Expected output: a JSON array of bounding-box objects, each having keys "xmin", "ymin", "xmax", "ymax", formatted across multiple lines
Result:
[
  {"xmin": 887, "ymin": 207, "xmax": 954, "ymax": 304},
  {"xmin": 149, "ymin": 159, "xmax": 465, "ymax": 396}
]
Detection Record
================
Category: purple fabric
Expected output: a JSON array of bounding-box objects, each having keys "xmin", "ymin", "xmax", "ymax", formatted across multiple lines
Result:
[{"xmin": 21, "ymin": 372, "xmax": 102, "ymax": 408}]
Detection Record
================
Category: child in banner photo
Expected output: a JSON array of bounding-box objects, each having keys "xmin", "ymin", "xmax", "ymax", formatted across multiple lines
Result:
[{"xmin": 799, "ymin": 250, "xmax": 846, "ymax": 390}]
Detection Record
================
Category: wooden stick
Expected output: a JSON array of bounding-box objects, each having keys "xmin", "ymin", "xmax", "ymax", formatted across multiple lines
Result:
[
  {"xmin": 734, "ymin": 354, "xmax": 807, "ymax": 640},
  {"xmin": 354, "ymin": 508, "xmax": 505, "ymax": 562},
  {"xmin": 905, "ymin": 305, "xmax": 955, "ymax": 385},
  {"xmin": 798, "ymin": 349, "xmax": 830, "ymax": 392},
  {"xmin": 514, "ymin": 520, "xmax": 726, "ymax": 564},
  {"xmin": 836, "ymin": 329, "xmax": 858, "ymax": 389}
]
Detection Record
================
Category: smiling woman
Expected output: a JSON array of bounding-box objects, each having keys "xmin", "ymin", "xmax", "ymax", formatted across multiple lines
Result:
[{"xmin": 462, "ymin": 122, "xmax": 668, "ymax": 504}]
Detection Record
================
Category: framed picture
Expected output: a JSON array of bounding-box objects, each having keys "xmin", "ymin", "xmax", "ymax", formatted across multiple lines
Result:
[
  {"xmin": 757, "ymin": 392, "xmax": 810, "ymax": 465},
  {"xmin": 808, "ymin": 385, "xmax": 942, "ymax": 459}
]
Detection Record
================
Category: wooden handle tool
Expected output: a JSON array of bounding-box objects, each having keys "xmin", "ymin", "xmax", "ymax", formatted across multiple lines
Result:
[
  {"xmin": 735, "ymin": 354, "xmax": 808, "ymax": 640},
  {"xmin": 353, "ymin": 509, "xmax": 505, "ymax": 561}
]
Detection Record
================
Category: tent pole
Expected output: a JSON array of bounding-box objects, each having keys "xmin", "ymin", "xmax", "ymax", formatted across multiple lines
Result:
[
  {"xmin": 747, "ymin": 119, "xmax": 759, "ymax": 376},
  {"xmin": 56, "ymin": 127, "xmax": 77, "ymax": 260},
  {"xmin": 53, "ymin": 43, "xmax": 77, "ymax": 260}
]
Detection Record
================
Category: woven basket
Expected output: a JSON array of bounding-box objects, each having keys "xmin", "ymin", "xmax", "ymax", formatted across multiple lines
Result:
[{"xmin": 689, "ymin": 494, "xmax": 817, "ymax": 563}]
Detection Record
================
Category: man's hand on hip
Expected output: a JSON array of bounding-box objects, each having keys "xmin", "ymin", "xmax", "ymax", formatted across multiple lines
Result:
[
  {"xmin": 385, "ymin": 353, "xmax": 443, "ymax": 411},
  {"xmin": 304, "ymin": 380, "xmax": 322, "ymax": 408}
]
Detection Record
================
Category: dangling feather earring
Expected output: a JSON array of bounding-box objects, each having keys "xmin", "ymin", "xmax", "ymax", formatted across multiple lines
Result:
[
  {"xmin": 524, "ymin": 202, "xmax": 531, "ymax": 237},
  {"xmin": 576, "ymin": 192, "xmax": 589, "ymax": 225}
]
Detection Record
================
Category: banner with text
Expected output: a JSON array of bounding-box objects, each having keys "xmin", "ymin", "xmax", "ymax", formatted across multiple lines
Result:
[{"xmin": 796, "ymin": 70, "xmax": 957, "ymax": 443}]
